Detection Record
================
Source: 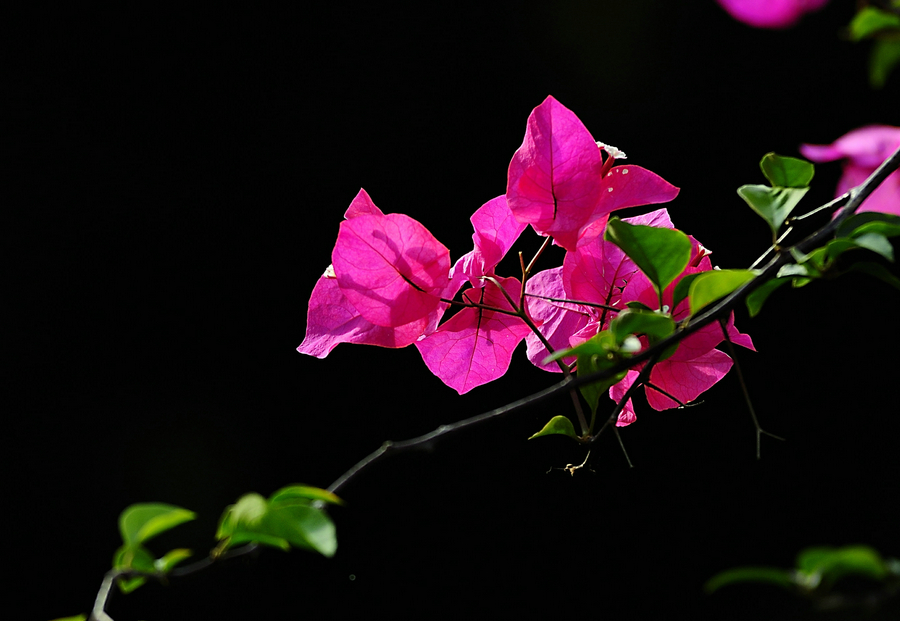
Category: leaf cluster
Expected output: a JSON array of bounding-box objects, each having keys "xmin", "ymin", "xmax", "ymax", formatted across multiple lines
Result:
[{"xmin": 706, "ymin": 545, "xmax": 900, "ymax": 608}]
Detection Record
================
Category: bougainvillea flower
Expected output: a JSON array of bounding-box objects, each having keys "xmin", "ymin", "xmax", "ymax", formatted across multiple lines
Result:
[
  {"xmin": 799, "ymin": 125, "xmax": 900, "ymax": 216},
  {"xmin": 415, "ymin": 277, "xmax": 531, "ymax": 394},
  {"xmin": 507, "ymin": 96, "xmax": 679, "ymax": 251},
  {"xmin": 299, "ymin": 189, "xmax": 458, "ymax": 358},
  {"xmin": 332, "ymin": 211, "xmax": 451, "ymax": 328},
  {"xmin": 458, "ymin": 195, "xmax": 527, "ymax": 287},
  {"xmin": 524, "ymin": 209, "xmax": 674, "ymax": 371},
  {"xmin": 609, "ymin": 242, "xmax": 754, "ymax": 426},
  {"xmin": 715, "ymin": 0, "xmax": 829, "ymax": 29}
]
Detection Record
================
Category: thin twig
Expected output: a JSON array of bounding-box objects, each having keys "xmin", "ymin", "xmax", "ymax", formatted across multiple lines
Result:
[{"xmin": 718, "ymin": 318, "xmax": 784, "ymax": 459}]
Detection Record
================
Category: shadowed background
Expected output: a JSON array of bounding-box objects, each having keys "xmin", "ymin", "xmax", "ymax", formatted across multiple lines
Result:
[{"xmin": 9, "ymin": 3, "xmax": 899, "ymax": 619}]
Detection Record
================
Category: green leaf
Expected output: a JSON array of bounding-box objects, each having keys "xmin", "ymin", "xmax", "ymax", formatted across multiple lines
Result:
[
  {"xmin": 528, "ymin": 415, "xmax": 579, "ymax": 440},
  {"xmin": 738, "ymin": 184, "xmax": 809, "ymax": 239},
  {"xmin": 119, "ymin": 503, "xmax": 196, "ymax": 548},
  {"xmin": 261, "ymin": 502, "xmax": 338, "ymax": 557},
  {"xmin": 776, "ymin": 263, "xmax": 813, "ymax": 279},
  {"xmin": 216, "ymin": 491, "xmax": 338, "ymax": 557},
  {"xmin": 849, "ymin": 7, "xmax": 900, "ymax": 41},
  {"xmin": 705, "ymin": 566, "xmax": 797, "ymax": 594},
  {"xmin": 604, "ymin": 218, "xmax": 692, "ymax": 304},
  {"xmin": 216, "ymin": 493, "xmax": 268, "ymax": 541},
  {"xmin": 796, "ymin": 545, "xmax": 887, "ymax": 586},
  {"xmin": 745, "ymin": 277, "xmax": 789, "ymax": 317},
  {"xmin": 870, "ymin": 38, "xmax": 900, "ymax": 89},
  {"xmin": 544, "ymin": 330, "xmax": 615, "ymax": 364},
  {"xmin": 270, "ymin": 485, "xmax": 344, "ymax": 507},
  {"xmin": 845, "ymin": 261, "xmax": 900, "ymax": 290},
  {"xmin": 113, "ymin": 544, "xmax": 156, "ymax": 593},
  {"xmin": 851, "ymin": 232, "xmax": 894, "ymax": 261},
  {"xmin": 672, "ymin": 273, "xmax": 703, "ymax": 311},
  {"xmin": 610, "ymin": 309, "xmax": 675, "ymax": 344},
  {"xmin": 155, "ymin": 548, "xmax": 193, "ymax": 573},
  {"xmin": 549, "ymin": 331, "xmax": 628, "ymax": 416},
  {"xmin": 50, "ymin": 616, "xmax": 88, "ymax": 621},
  {"xmin": 835, "ymin": 212, "xmax": 900, "ymax": 239},
  {"xmin": 760, "ymin": 153, "xmax": 814, "ymax": 188},
  {"xmin": 688, "ymin": 269, "xmax": 758, "ymax": 315},
  {"xmin": 221, "ymin": 530, "xmax": 291, "ymax": 552}
]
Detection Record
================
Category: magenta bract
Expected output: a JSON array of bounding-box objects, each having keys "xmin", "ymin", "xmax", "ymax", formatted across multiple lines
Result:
[
  {"xmin": 507, "ymin": 96, "xmax": 679, "ymax": 251},
  {"xmin": 524, "ymin": 209, "xmax": 675, "ymax": 372},
  {"xmin": 333, "ymin": 212, "xmax": 451, "ymax": 328},
  {"xmin": 459, "ymin": 195, "xmax": 527, "ymax": 287},
  {"xmin": 299, "ymin": 189, "xmax": 454, "ymax": 357},
  {"xmin": 416, "ymin": 277, "xmax": 531, "ymax": 394},
  {"xmin": 298, "ymin": 275, "xmax": 432, "ymax": 358},
  {"xmin": 716, "ymin": 0, "xmax": 829, "ymax": 29},
  {"xmin": 800, "ymin": 125, "xmax": 900, "ymax": 216}
]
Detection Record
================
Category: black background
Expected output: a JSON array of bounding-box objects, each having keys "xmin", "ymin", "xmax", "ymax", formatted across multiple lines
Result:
[{"xmin": 9, "ymin": 3, "xmax": 900, "ymax": 620}]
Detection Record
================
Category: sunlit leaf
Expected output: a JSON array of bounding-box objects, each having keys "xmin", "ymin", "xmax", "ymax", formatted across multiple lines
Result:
[
  {"xmin": 119, "ymin": 503, "xmax": 196, "ymax": 548},
  {"xmin": 215, "ymin": 491, "xmax": 338, "ymax": 557},
  {"xmin": 604, "ymin": 218, "xmax": 691, "ymax": 300},
  {"xmin": 849, "ymin": 7, "xmax": 900, "ymax": 41},
  {"xmin": 760, "ymin": 153, "xmax": 814, "ymax": 188},
  {"xmin": 269, "ymin": 485, "xmax": 344, "ymax": 507},
  {"xmin": 154, "ymin": 548, "xmax": 193, "ymax": 573},
  {"xmin": 528, "ymin": 415, "xmax": 579, "ymax": 440},
  {"xmin": 262, "ymin": 502, "xmax": 338, "ymax": 558},
  {"xmin": 113, "ymin": 544, "xmax": 156, "ymax": 593},
  {"xmin": 704, "ymin": 566, "xmax": 797, "ymax": 594},
  {"xmin": 688, "ymin": 269, "xmax": 758, "ymax": 315},
  {"xmin": 672, "ymin": 272, "xmax": 703, "ymax": 311},
  {"xmin": 738, "ymin": 184, "xmax": 809, "ymax": 239},
  {"xmin": 796, "ymin": 545, "xmax": 887, "ymax": 585},
  {"xmin": 610, "ymin": 309, "xmax": 675, "ymax": 344}
]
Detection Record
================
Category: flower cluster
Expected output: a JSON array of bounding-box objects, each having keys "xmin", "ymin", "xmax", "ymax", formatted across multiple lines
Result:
[{"xmin": 299, "ymin": 96, "xmax": 754, "ymax": 425}]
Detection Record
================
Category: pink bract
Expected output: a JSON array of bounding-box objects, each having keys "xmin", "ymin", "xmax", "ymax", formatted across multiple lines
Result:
[
  {"xmin": 716, "ymin": 0, "xmax": 829, "ymax": 29},
  {"xmin": 507, "ymin": 96, "xmax": 678, "ymax": 251},
  {"xmin": 800, "ymin": 125, "xmax": 900, "ymax": 216},
  {"xmin": 332, "ymin": 212, "xmax": 451, "ymax": 328},
  {"xmin": 609, "ymin": 241, "xmax": 754, "ymax": 426},
  {"xmin": 299, "ymin": 189, "xmax": 457, "ymax": 358},
  {"xmin": 415, "ymin": 277, "xmax": 531, "ymax": 394},
  {"xmin": 459, "ymin": 195, "xmax": 527, "ymax": 287},
  {"xmin": 524, "ymin": 208, "xmax": 675, "ymax": 371}
]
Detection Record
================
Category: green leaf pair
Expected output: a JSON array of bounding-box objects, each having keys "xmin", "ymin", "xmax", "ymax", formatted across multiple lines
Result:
[
  {"xmin": 113, "ymin": 503, "xmax": 197, "ymax": 593},
  {"xmin": 738, "ymin": 153, "xmax": 814, "ymax": 243},
  {"xmin": 706, "ymin": 545, "xmax": 899, "ymax": 596},
  {"xmin": 849, "ymin": 6, "xmax": 900, "ymax": 89},
  {"xmin": 603, "ymin": 219, "xmax": 759, "ymax": 318},
  {"xmin": 216, "ymin": 485, "xmax": 342, "ymax": 558},
  {"xmin": 778, "ymin": 212, "xmax": 900, "ymax": 286}
]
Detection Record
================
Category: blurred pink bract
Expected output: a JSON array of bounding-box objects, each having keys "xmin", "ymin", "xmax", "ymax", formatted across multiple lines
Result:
[
  {"xmin": 716, "ymin": 0, "xmax": 829, "ymax": 29},
  {"xmin": 800, "ymin": 126, "xmax": 900, "ymax": 216}
]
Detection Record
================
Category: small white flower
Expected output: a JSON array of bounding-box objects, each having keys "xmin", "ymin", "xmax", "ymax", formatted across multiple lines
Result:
[
  {"xmin": 596, "ymin": 141, "xmax": 627, "ymax": 160},
  {"xmin": 323, "ymin": 264, "xmax": 336, "ymax": 278},
  {"xmin": 620, "ymin": 336, "xmax": 642, "ymax": 353}
]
